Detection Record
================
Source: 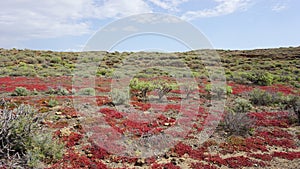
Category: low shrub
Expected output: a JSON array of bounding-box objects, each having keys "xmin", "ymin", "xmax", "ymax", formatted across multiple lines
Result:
[
  {"xmin": 48, "ymin": 99, "xmax": 59, "ymax": 108},
  {"xmin": 46, "ymin": 87, "xmax": 70, "ymax": 96},
  {"xmin": 205, "ymin": 84, "xmax": 233, "ymax": 99},
  {"xmin": 250, "ymin": 71, "xmax": 274, "ymax": 86},
  {"xmin": 111, "ymin": 89, "xmax": 129, "ymax": 105},
  {"xmin": 249, "ymin": 89, "xmax": 291, "ymax": 106},
  {"xmin": 77, "ymin": 88, "xmax": 95, "ymax": 96},
  {"xmin": 129, "ymin": 78, "xmax": 155, "ymax": 101},
  {"xmin": 0, "ymin": 100, "xmax": 64, "ymax": 168},
  {"xmin": 233, "ymin": 98, "xmax": 253, "ymax": 114},
  {"xmin": 154, "ymin": 80, "xmax": 177, "ymax": 100},
  {"xmin": 249, "ymin": 89, "xmax": 273, "ymax": 106},
  {"xmin": 231, "ymin": 72, "xmax": 252, "ymax": 84},
  {"xmin": 221, "ymin": 111, "xmax": 254, "ymax": 136},
  {"xmin": 11, "ymin": 87, "xmax": 29, "ymax": 96},
  {"xmin": 285, "ymin": 95, "xmax": 300, "ymax": 123}
]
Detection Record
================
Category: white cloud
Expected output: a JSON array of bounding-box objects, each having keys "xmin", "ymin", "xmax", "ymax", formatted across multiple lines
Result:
[
  {"xmin": 0, "ymin": 0, "xmax": 152, "ymax": 47},
  {"xmin": 130, "ymin": 13, "xmax": 183, "ymax": 24},
  {"xmin": 181, "ymin": 0, "xmax": 251, "ymax": 21},
  {"xmin": 148, "ymin": 0, "xmax": 189, "ymax": 11},
  {"xmin": 271, "ymin": 3, "xmax": 287, "ymax": 12},
  {"xmin": 0, "ymin": 0, "xmax": 253, "ymax": 48}
]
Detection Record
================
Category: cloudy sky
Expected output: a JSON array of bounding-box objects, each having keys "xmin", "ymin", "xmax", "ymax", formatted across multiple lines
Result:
[{"xmin": 0, "ymin": 0, "xmax": 299, "ymax": 51}]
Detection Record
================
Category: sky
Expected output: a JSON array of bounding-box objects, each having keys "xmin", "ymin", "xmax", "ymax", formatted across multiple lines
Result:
[{"xmin": 0, "ymin": 0, "xmax": 299, "ymax": 52}]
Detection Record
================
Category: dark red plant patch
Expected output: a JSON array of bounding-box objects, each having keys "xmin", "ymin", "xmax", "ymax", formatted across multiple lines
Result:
[
  {"xmin": 190, "ymin": 162, "xmax": 217, "ymax": 169},
  {"xmin": 272, "ymin": 151, "xmax": 300, "ymax": 160},
  {"xmin": 225, "ymin": 156, "xmax": 254, "ymax": 168},
  {"xmin": 61, "ymin": 132, "xmax": 83, "ymax": 147},
  {"xmin": 248, "ymin": 153, "xmax": 273, "ymax": 161},
  {"xmin": 151, "ymin": 162, "xmax": 180, "ymax": 169}
]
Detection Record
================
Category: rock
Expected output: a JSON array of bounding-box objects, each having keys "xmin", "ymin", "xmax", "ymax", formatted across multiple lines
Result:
[
  {"xmin": 164, "ymin": 123, "xmax": 170, "ymax": 126},
  {"xmin": 170, "ymin": 152, "xmax": 177, "ymax": 157},
  {"xmin": 60, "ymin": 127, "xmax": 72, "ymax": 137},
  {"xmin": 171, "ymin": 158, "xmax": 177, "ymax": 165},
  {"xmin": 134, "ymin": 159, "xmax": 145, "ymax": 166},
  {"xmin": 55, "ymin": 111, "xmax": 62, "ymax": 115},
  {"xmin": 179, "ymin": 158, "xmax": 185, "ymax": 162}
]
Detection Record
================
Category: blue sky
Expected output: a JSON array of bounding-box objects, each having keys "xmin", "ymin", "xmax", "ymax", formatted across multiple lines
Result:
[{"xmin": 0, "ymin": 0, "xmax": 299, "ymax": 52}]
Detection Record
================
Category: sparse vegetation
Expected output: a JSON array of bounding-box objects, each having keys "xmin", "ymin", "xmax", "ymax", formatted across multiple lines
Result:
[
  {"xmin": 0, "ymin": 100, "xmax": 64, "ymax": 168},
  {"xmin": 48, "ymin": 99, "xmax": 59, "ymax": 107},
  {"xmin": 0, "ymin": 47, "xmax": 299, "ymax": 168},
  {"xmin": 12, "ymin": 87, "xmax": 29, "ymax": 96},
  {"xmin": 77, "ymin": 88, "xmax": 96, "ymax": 96},
  {"xmin": 221, "ymin": 111, "xmax": 254, "ymax": 136}
]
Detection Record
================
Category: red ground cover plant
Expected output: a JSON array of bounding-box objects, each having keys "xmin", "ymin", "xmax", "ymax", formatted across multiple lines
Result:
[
  {"xmin": 130, "ymin": 101, "xmax": 151, "ymax": 111},
  {"xmin": 255, "ymin": 130, "xmax": 296, "ymax": 149},
  {"xmin": 248, "ymin": 153, "xmax": 273, "ymax": 161},
  {"xmin": 224, "ymin": 156, "xmax": 254, "ymax": 168},
  {"xmin": 173, "ymin": 142, "xmax": 192, "ymax": 157},
  {"xmin": 205, "ymin": 154, "xmax": 226, "ymax": 166},
  {"xmin": 191, "ymin": 162, "xmax": 217, "ymax": 169},
  {"xmin": 0, "ymin": 76, "xmax": 75, "ymax": 93},
  {"xmin": 151, "ymin": 162, "xmax": 180, "ymax": 169},
  {"xmin": 249, "ymin": 112, "xmax": 291, "ymax": 127},
  {"xmin": 227, "ymin": 82, "xmax": 253, "ymax": 95},
  {"xmin": 61, "ymin": 132, "xmax": 84, "ymax": 147},
  {"xmin": 272, "ymin": 151, "xmax": 300, "ymax": 160},
  {"xmin": 259, "ymin": 84, "xmax": 295, "ymax": 95},
  {"xmin": 48, "ymin": 148, "xmax": 108, "ymax": 169}
]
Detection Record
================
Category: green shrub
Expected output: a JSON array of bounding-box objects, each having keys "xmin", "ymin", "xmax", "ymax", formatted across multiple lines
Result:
[
  {"xmin": 111, "ymin": 89, "xmax": 129, "ymax": 105},
  {"xmin": 77, "ymin": 88, "xmax": 96, "ymax": 96},
  {"xmin": 249, "ymin": 89, "xmax": 289, "ymax": 106},
  {"xmin": 0, "ymin": 101, "xmax": 64, "ymax": 168},
  {"xmin": 48, "ymin": 99, "xmax": 58, "ymax": 108},
  {"xmin": 130, "ymin": 78, "xmax": 177, "ymax": 101},
  {"xmin": 154, "ymin": 80, "xmax": 177, "ymax": 100},
  {"xmin": 231, "ymin": 72, "xmax": 252, "ymax": 84},
  {"xmin": 250, "ymin": 71, "xmax": 274, "ymax": 86},
  {"xmin": 249, "ymin": 89, "xmax": 272, "ymax": 106},
  {"xmin": 12, "ymin": 87, "xmax": 29, "ymax": 96},
  {"xmin": 50, "ymin": 56, "xmax": 62, "ymax": 64},
  {"xmin": 205, "ymin": 84, "xmax": 232, "ymax": 98},
  {"xmin": 46, "ymin": 87, "xmax": 69, "ymax": 96},
  {"xmin": 285, "ymin": 95, "xmax": 300, "ymax": 123},
  {"xmin": 233, "ymin": 98, "xmax": 253, "ymax": 113},
  {"xmin": 130, "ymin": 78, "xmax": 155, "ymax": 101},
  {"xmin": 27, "ymin": 133, "xmax": 64, "ymax": 167}
]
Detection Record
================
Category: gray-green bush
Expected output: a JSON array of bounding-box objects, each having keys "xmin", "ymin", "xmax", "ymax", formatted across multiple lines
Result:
[
  {"xmin": 12, "ymin": 87, "xmax": 29, "ymax": 96},
  {"xmin": 0, "ymin": 100, "xmax": 64, "ymax": 168}
]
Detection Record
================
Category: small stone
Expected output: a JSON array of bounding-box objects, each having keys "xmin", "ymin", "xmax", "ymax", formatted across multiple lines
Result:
[
  {"xmin": 55, "ymin": 111, "xmax": 62, "ymax": 115},
  {"xmin": 87, "ymin": 154, "xmax": 93, "ymax": 158},
  {"xmin": 164, "ymin": 123, "xmax": 170, "ymax": 126},
  {"xmin": 135, "ymin": 159, "xmax": 145, "ymax": 166},
  {"xmin": 171, "ymin": 158, "xmax": 177, "ymax": 165},
  {"xmin": 170, "ymin": 152, "xmax": 177, "ymax": 157},
  {"xmin": 60, "ymin": 127, "xmax": 72, "ymax": 137},
  {"xmin": 144, "ymin": 111, "xmax": 150, "ymax": 114},
  {"xmin": 179, "ymin": 158, "xmax": 185, "ymax": 162},
  {"xmin": 66, "ymin": 115, "xmax": 72, "ymax": 119}
]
